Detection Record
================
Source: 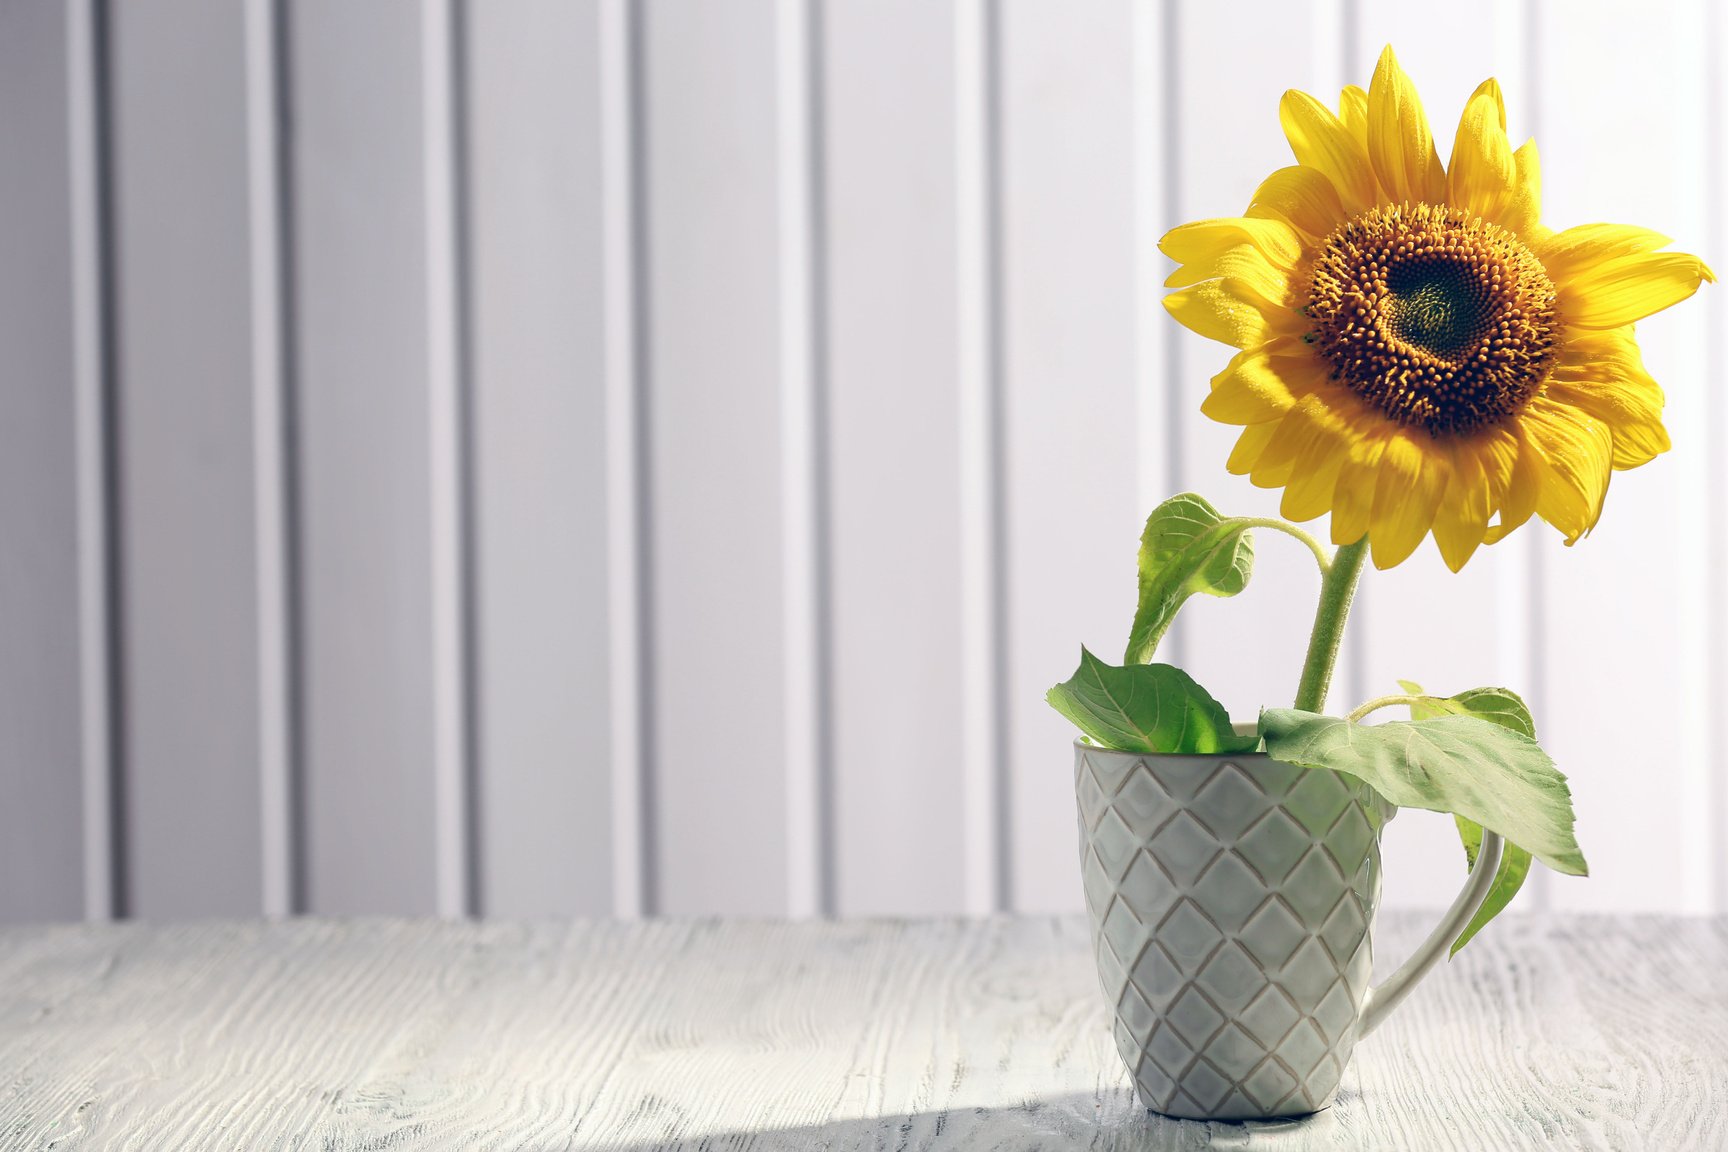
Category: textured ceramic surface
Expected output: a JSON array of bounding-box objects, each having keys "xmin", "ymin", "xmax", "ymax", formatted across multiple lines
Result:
[{"xmin": 1075, "ymin": 745, "xmax": 1399, "ymax": 1121}]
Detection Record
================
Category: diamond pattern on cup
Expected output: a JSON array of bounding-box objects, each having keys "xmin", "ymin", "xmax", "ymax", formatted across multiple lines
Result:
[
  {"xmin": 1195, "ymin": 941, "xmax": 1265, "ymax": 1015},
  {"xmin": 1076, "ymin": 749, "xmax": 1389, "ymax": 1120},
  {"xmin": 1164, "ymin": 985, "xmax": 1227, "ymax": 1050},
  {"xmin": 1243, "ymin": 1056, "xmax": 1299, "ymax": 1112},
  {"xmin": 1238, "ymin": 983, "xmax": 1302, "ymax": 1049},
  {"xmin": 1279, "ymin": 1019, "xmax": 1329, "ymax": 1078},
  {"xmin": 1077, "ymin": 759, "xmax": 1112, "ymax": 821},
  {"xmin": 1117, "ymin": 980, "xmax": 1159, "ymax": 1038},
  {"xmin": 1326, "ymin": 803, "xmax": 1375, "ymax": 872},
  {"xmin": 1080, "ymin": 842, "xmax": 1115, "ymax": 916},
  {"xmin": 1190, "ymin": 764, "xmax": 1267, "ymax": 840},
  {"xmin": 1277, "ymin": 937, "xmax": 1344, "ymax": 1005},
  {"xmin": 1111, "ymin": 765, "xmax": 1169, "ymax": 824},
  {"xmin": 1313, "ymin": 981, "xmax": 1357, "ymax": 1046},
  {"xmin": 1189, "ymin": 853, "xmax": 1271, "ymax": 935},
  {"xmin": 1155, "ymin": 899, "xmax": 1224, "ymax": 971},
  {"xmin": 1101, "ymin": 895, "xmax": 1146, "ymax": 968},
  {"xmin": 1118, "ymin": 851, "xmax": 1182, "ymax": 928},
  {"xmin": 1178, "ymin": 1059, "xmax": 1233, "ymax": 1114},
  {"xmin": 1239, "ymin": 899, "xmax": 1307, "ymax": 970},
  {"xmin": 1201, "ymin": 1021, "xmax": 1266, "ymax": 1071},
  {"xmin": 1092, "ymin": 806, "xmax": 1139, "ymax": 881},
  {"xmin": 1148, "ymin": 812, "xmax": 1223, "ymax": 886},
  {"xmin": 1319, "ymin": 892, "xmax": 1367, "ymax": 965},
  {"xmin": 1282, "ymin": 848, "xmax": 1349, "ymax": 927},
  {"xmin": 1283, "ymin": 769, "xmax": 1355, "ymax": 837},
  {"xmin": 1236, "ymin": 809, "xmax": 1311, "ymax": 885},
  {"xmin": 1147, "ymin": 1018, "xmax": 1196, "ymax": 1074},
  {"xmin": 1134, "ymin": 1053, "xmax": 1177, "ymax": 1107},
  {"xmin": 1130, "ymin": 940, "xmax": 1188, "ymax": 1003}
]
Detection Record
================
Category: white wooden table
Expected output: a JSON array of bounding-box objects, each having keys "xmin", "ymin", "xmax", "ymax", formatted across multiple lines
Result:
[{"xmin": 1, "ymin": 915, "xmax": 1723, "ymax": 1150}]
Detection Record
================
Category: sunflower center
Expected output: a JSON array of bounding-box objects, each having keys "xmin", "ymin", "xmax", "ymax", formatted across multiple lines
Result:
[{"xmin": 1306, "ymin": 203, "xmax": 1560, "ymax": 436}]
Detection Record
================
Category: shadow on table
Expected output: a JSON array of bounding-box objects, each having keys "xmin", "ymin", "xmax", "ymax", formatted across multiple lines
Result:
[{"xmin": 575, "ymin": 1090, "xmax": 1344, "ymax": 1150}]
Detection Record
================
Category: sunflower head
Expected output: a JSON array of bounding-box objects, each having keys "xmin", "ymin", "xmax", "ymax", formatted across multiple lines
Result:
[{"xmin": 1163, "ymin": 46, "xmax": 1714, "ymax": 571}]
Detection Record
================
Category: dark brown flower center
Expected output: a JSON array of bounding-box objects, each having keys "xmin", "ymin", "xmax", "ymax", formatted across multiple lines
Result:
[{"xmin": 1305, "ymin": 203, "xmax": 1559, "ymax": 436}]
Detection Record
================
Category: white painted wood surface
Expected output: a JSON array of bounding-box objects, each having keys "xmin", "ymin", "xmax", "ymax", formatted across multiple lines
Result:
[
  {"xmin": 2, "ymin": 0, "xmax": 1725, "ymax": 925},
  {"xmin": 1, "ymin": 914, "xmax": 1723, "ymax": 1150}
]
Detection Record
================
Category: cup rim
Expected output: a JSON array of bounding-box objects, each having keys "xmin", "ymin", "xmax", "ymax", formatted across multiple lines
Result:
[{"xmin": 1073, "ymin": 738, "xmax": 1272, "ymax": 763}]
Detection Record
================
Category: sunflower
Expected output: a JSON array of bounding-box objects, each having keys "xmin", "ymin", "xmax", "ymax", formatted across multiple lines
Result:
[{"xmin": 1163, "ymin": 46, "xmax": 1714, "ymax": 571}]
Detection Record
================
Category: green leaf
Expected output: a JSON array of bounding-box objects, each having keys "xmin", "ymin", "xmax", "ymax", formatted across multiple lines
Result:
[
  {"xmin": 1258, "ymin": 708, "xmax": 1588, "ymax": 878},
  {"xmin": 1449, "ymin": 814, "xmax": 1533, "ymax": 954},
  {"xmin": 1125, "ymin": 494, "xmax": 1255, "ymax": 664},
  {"xmin": 1400, "ymin": 682, "xmax": 1542, "ymax": 954},
  {"xmin": 1047, "ymin": 648, "xmax": 1257, "ymax": 755}
]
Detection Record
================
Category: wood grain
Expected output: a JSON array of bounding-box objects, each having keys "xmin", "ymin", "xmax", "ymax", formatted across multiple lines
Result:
[{"xmin": 0, "ymin": 914, "xmax": 1721, "ymax": 1150}]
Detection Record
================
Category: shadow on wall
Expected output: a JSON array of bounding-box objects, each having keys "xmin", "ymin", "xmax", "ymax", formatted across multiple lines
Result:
[{"xmin": 576, "ymin": 1091, "xmax": 1349, "ymax": 1151}]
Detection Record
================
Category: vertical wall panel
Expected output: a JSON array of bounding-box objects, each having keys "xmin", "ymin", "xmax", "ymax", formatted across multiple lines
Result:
[
  {"xmin": 821, "ymin": 0, "xmax": 969, "ymax": 916},
  {"xmin": 0, "ymin": 3, "xmax": 106, "ymax": 923},
  {"xmin": 108, "ymin": 0, "xmax": 278, "ymax": 918},
  {"xmin": 640, "ymin": 0, "xmax": 799, "ymax": 915},
  {"xmin": 464, "ymin": 0, "xmax": 618, "ymax": 917},
  {"xmin": 288, "ymin": 0, "xmax": 467, "ymax": 915},
  {"xmin": 1534, "ymin": 0, "xmax": 1712, "ymax": 913},
  {"xmin": 1349, "ymin": 2, "xmax": 1535, "ymax": 911},
  {"xmin": 1167, "ymin": 0, "xmax": 1343, "ymax": 726},
  {"xmin": 997, "ymin": 0, "xmax": 1143, "ymax": 912},
  {"xmin": 1711, "ymin": 0, "xmax": 1728, "ymax": 915}
]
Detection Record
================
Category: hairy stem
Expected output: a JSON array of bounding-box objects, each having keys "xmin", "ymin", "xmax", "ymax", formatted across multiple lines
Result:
[
  {"xmin": 1294, "ymin": 538, "xmax": 1369, "ymax": 712},
  {"xmin": 1234, "ymin": 518, "xmax": 1332, "ymax": 575},
  {"xmin": 1345, "ymin": 693, "xmax": 1426, "ymax": 724}
]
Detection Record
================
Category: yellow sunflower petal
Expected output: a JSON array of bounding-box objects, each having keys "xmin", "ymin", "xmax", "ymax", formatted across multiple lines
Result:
[
  {"xmin": 1328, "ymin": 418, "xmax": 1387, "ymax": 546},
  {"xmin": 1446, "ymin": 80, "xmax": 1515, "ymax": 223},
  {"xmin": 1366, "ymin": 46, "xmax": 1447, "ymax": 206},
  {"xmin": 1161, "ymin": 216, "xmax": 1304, "ymax": 269},
  {"xmin": 1164, "ymin": 278, "xmax": 1303, "ymax": 349},
  {"xmin": 1545, "ymin": 379, "xmax": 1670, "ymax": 469},
  {"xmin": 1226, "ymin": 420, "xmax": 1283, "ymax": 475},
  {"xmin": 1199, "ymin": 344, "xmax": 1316, "ymax": 424},
  {"xmin": 1164, "ymin": 242, "xmax": 1295, "ymax": 302},
  {"xmin": 1546, "ymin": 333, "xmax": 1671, "ymax": 470},
  {"xmin": 1521, "ymin": 402, "xmax": 1614, "ymax": 543},
  {"xmin": 1431, "ymin": 443, "xmax": 1493, "ymax": 572},
  {"xmin": 1245, "ymin": 165, "xmax": 1347, "ymax": 240},
  {"xmin": 1338, "ymin": 85, "xmax": 1369, "ymax": 149},
  {"xmin": 1484, "ymin": 427, "xmax": 1542, "ymax": 544},
  {"xmin": 1273, "ymin": 399, "xmax": 1352, "ymax": 522},
  {"xmin": 1558, "ymin": 250, "xmax": 1716, "ymax": 329},
  {"xmin": 1368, "ymin": 431, "xmax": 1447, "ymax": 568},
  {"xmin": 1493, "ymin": 139, "xmax": 1542, "ymax": 236},
  {"xmin": 1537, "ymin": 223, "xmax": 1671, "ymax": 286},
  {"xmin": 1279, "ymin": 88, "xmax": 1376, "ymax": 213}
]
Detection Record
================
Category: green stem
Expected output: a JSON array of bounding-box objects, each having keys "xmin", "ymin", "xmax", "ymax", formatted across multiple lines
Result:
[
  {"xmin": 1345, "ymin": 693, "xmax": 1425, "ymax": 724},
  {"xmin": 1293, "ymin": 537, "xmax": 1370, "ymax": 712},
  {"xmin": 1233, "ymin": 518, "xmax": 1332, "ymax": 575}
]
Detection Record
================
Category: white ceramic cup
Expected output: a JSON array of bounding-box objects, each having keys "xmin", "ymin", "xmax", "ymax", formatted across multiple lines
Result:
[{"xmin": 1075, "ymin": 743, "xmax": 1502, "ymax": 1120}]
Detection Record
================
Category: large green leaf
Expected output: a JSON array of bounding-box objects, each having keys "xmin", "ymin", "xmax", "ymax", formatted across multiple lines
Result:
[
  {"xmin": 1125, "ymin": 494, "xmax": 1255, "ymax": 664},
  {"xmin": 1047, "ymin": 648, "xmax": 1257, "ymax": 755},
  {"xmin": 1400, "ymin": 680, "xmax": 1542, "ymax": 954},
  {"xmin": 1258, "ymin": 708, "xmax": 1587, "ymax": 877}
]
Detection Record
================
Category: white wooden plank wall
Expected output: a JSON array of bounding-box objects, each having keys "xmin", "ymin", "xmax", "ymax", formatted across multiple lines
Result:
[{"xmin": 0, "ymin": 0, "xmax": 1722, "ymax": 924}]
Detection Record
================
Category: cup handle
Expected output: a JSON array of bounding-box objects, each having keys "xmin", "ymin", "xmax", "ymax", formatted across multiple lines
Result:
[{"xmin": 1357, "ymin": 829, "xmax": 1503, "ymax": 1038}]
